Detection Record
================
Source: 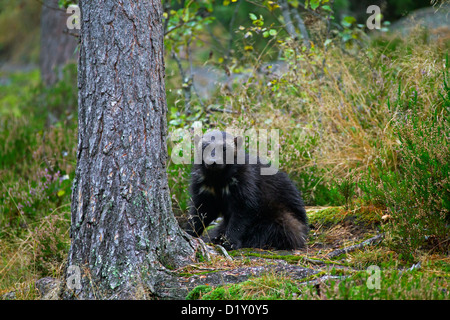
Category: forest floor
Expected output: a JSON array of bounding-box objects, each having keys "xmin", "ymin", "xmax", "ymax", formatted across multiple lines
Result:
[
  {"xmin": 2, "ymin": 206, "xmax": 449, "ymax": 300},
  {"xmin": 1, "ymin": 26, "xmax": 449, "ymax": 300},
  {"xmin": 177, "ymin": 206, "xmax": 449, "ymax": 300}
]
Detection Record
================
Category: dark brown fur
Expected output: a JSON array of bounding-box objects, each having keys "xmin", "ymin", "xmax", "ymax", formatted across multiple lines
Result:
[{"xmin": 185, "ymin": 131, "xmax": 308, "ymax": 250}]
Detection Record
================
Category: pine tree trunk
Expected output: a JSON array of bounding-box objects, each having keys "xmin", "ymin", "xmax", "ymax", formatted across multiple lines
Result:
[
  {"xmin": 40, "ymin": 0, "xmax": 78, "ymax": 86},
  {"xmin": 61, "ymin": 0, "xmax": 199, "ymax": 300}
]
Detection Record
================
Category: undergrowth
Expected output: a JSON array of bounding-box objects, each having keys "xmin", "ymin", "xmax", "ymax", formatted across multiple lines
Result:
[
  {"xmin": 0, "ymin": 27, "xmax": 449, "ymax": 299},
  {"xmin": 187, "ymin": 267, "xmax": 449, "ymax": 300},
  {"xmin": 0, "ymin": 65, "xmax": 76, "ymax": 297},
  {"xmin": 199, "ymin": 30, "xmax": 450, "ymax": 262}
]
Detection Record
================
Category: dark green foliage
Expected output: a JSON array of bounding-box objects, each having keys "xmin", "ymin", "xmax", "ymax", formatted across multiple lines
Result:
[{"xmin": 336, "ymin": 172, "xmax": 356, "ymax": 209}]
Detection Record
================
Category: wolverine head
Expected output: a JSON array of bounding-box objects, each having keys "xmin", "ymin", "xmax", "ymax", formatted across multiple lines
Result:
[{"xmin": 194, "ymin": 130, "xmax": 243, "ymax": 171}]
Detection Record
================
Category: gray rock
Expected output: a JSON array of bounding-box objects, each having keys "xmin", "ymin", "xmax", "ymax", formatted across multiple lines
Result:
[
  {"xmin": 390, "ymin": 4, "xmax": 450, "ymax": 40},
  {"xmin": 35, "ymin": 277, "xmax": 61, "ymax": 300}
]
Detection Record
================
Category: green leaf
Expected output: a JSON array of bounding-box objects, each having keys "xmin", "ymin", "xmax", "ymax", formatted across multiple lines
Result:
[
  {"xmin": 344, "ymin": 16, "xmax": 356, "ymax": 24},
  {"xmin": 342, "ymin": 16, "xmax": 356, "ymax": 28},
  {"xmin": 310, "ymin": 0, "xmax": 321, "ymax": 10},
  {"xmin": 249, "ymin": 13, "xmax": 257, "ymax": 21},
  {"xmin": 269, "ymin": 29, "xmax": 277, "ymax": 36},
  {"xmin": 182, "ymin": 8, "xmax": 190, "ymax": 23},
  {"xmin": 289, "ymin": 0, "xmax": 299, "ymax": 8},
  {"xmin": 169, "ymin": 119, "xmax": 182, "ymax": 126},
  {"xmin": 57, "ymin": 190, "xmax": 66, "ymax": 197}
]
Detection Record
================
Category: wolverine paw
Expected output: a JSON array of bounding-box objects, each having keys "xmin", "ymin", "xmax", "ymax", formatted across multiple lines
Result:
[{"xmin": 220, "ymin": 235, "xmax": 241, "ymax": 250}]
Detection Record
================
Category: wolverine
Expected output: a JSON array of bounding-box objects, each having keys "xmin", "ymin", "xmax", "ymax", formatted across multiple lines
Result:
[{"xmin": 185, "ymin": 130, "xmax": 308, "ymax": 250}]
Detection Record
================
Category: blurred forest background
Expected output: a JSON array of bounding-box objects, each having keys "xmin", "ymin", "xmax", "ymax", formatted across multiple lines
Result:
[{"xmin": 0, "ymin": 0, "xmax": 449, "ymax": 299}]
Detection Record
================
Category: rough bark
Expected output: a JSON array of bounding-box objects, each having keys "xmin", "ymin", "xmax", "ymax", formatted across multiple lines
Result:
[
  {"xmin": 61, "ymin": 0, "xmax": 200, "ymax": 300},
  {"xmin": 40, "ymin": 0, "xmax": 78, "ymax": 86}
]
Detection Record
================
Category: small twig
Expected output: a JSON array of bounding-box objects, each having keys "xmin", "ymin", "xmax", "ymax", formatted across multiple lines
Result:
[
  {"xmin": 226, "ymin": 0, "xmax": 242, "ymax": 61},
  {"xmin": 171, "ymin": 50, "xmax": 193, "ymax": 116},
  {"xmin": 296, "ymin": 1, "xmax": 343, "ymax": 31},
  {"xmin": 206, "ymin": 25, "xmax": 228, "ymax": 54},
  {"xmin": 164, "ymin": 18, "xmax": 199, "ymax": 36},
  {"xmin": 302, "ymin": 257, "xmax": 326, "ymax": 265},
  {"xmin": 206, "ymin": 105, "xmax": 236, "ymax": 114},
  {"xmin": 187, "ymin": 39, "xmax": 206, "ymax": 110}
]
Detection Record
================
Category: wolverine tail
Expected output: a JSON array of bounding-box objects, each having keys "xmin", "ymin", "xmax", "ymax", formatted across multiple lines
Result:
[{"xmin": 242, "ymin": 213, "xmax": 308, "ymax": 250}]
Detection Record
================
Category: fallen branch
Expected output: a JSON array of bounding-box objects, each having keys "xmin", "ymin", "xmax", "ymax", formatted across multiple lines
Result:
[
  {"xmin": 279, "ymin": 0, "xmax": 299, "ymax": 40},
  {"xmin": 290, "ymin": 4, "xmax": 311, "ymax": 49},
  {"xmin": 299, "ymin": 274, "xmax": 349, "ymax": 287},
  {"xmin": 206, "ymin": 105, "xmax": 236, "ymax": 114},
  {"xmin": 327, "ymin": 234, "xmax": 384, "ymax": 259},
  {"xmin": 215, "ymin": 245, "xmax": 233, "ymax": 261}
]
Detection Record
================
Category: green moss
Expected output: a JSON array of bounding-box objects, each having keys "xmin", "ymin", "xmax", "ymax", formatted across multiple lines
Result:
[
  {"xmin": 307, "ymin": 207, "xmax": 347, "ymax": 226},
  {"xmin": 200, "ymin": 273, "xmax": 302, "ymax": 300},
  {"xmin": 230, "ymin": 248, "xmax": 303, "ymax": 264},
  {"xmin": 186, "ymin": 285, "xmax": 213, "ymax": 300},
  {"xmin": 202, "ymin": 286, "xmax": 230, "ymax": 300},
  {"xmin": 300, "ymin": 269, "xmax": 449, "ymax": 300},
  {"xmin": 195, "ymin": 250, "xmax": 206, "ymax": 263},
  {"xmin": 307, "ymin": 206, "xmax": 382, "ymax": 228}
]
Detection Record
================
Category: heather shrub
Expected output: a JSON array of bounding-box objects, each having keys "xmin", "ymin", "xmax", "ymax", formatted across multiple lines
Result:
[{"xmin": 361, "ymin": 61, "xmax": 450, "ymax": 260}]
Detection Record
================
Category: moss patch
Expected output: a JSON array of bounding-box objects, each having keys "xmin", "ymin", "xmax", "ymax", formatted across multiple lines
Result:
[
  {"xmin": 199, "ymin": 273, "xmax": 302, "ymax": 300},
  {"xmin": 307, "ymin": 206, "xmax": 383, "ymax": 228}
]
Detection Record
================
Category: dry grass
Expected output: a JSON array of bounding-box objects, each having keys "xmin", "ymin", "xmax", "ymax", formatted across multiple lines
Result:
[
  {"xmin": 0, "ymin": 208, "xmax": 69, "ymax": 299},
  {"xmin": 211, "ymin": 30, "xmax": 447, "ymax": 185}
]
